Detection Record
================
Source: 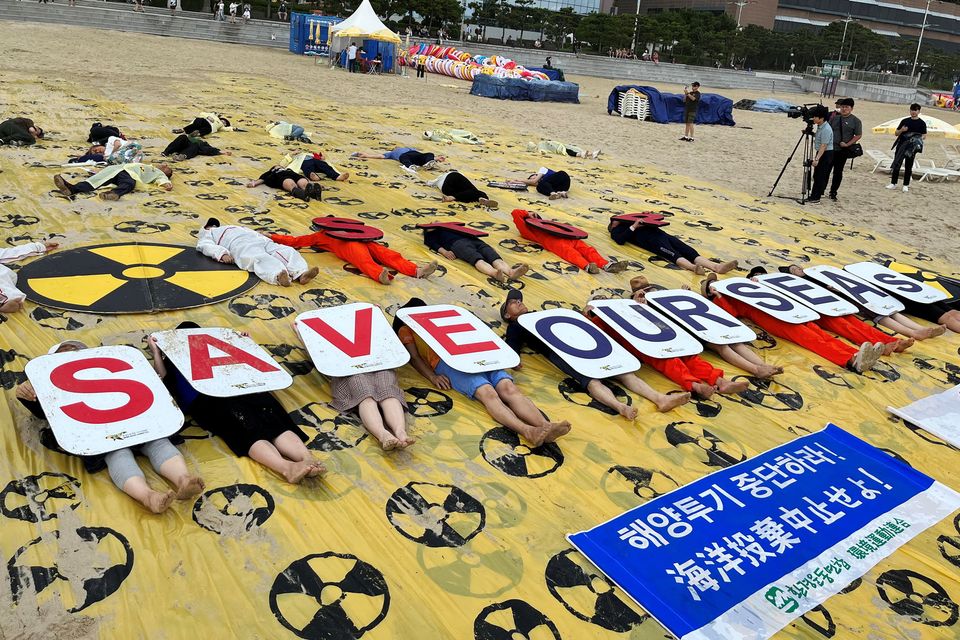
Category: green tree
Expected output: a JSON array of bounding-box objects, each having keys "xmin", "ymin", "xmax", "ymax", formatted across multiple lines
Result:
[{"xmin": 545, "ymin": 7, "xmax": 580, "ymax": 50}]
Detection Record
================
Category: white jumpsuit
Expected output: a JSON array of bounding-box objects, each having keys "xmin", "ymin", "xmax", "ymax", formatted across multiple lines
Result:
[
  {"xmin": 0, "ymin": 242, "xmax": 47, "ymax": 308},
  {"xmin": 196, "ymin": 225, "xmax": 308, "ymax": 285}
]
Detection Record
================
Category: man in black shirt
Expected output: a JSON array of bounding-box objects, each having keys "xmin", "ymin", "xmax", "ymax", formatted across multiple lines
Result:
[
  {"xmin": 828, "ymin": 97, "xmax": 863, "ymax": 201},
  {"xmin": 887, "ymin": 103, "xmax": 928, "ymax": 193},
  {"xmin": 421, "ymin": 224, "xmax": 527, "ymax": 282},
  {"xmin": 680, "ymin": 82, "xmax": 701, "ymax": 142}
]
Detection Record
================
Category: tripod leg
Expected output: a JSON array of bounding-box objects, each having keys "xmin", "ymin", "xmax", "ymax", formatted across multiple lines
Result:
[{"xmin": 768, "ymin": 131, "xmax": 807, "ymax": 197}]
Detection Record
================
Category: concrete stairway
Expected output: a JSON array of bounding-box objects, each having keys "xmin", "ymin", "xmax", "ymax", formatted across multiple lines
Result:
[{"xmin": 0, "ymin": 0, "xmax": 290, "ymax": 49}]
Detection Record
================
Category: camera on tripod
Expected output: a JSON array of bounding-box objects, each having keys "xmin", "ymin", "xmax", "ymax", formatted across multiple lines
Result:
[
  {"xmin": 769, "ymin": 103, "xmax": 827, "ymax": 202},
  {"xmin": 787, "ymin": 104, "xmax": 821, "ymax": 133}
]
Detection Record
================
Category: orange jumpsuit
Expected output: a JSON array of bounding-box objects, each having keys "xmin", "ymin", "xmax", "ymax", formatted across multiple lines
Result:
[
  {"xmin": 590, "ymin": 315, "xmax": 723, "ymax": 391},
  {"xmin": 512, "ymin": 209, "xmax": 608, "ymax": 270},
  {"xmin": 713, "ymin": 294, "xmax": 874, "ymax": 367},
  {"xmin": 271, "ymin": 232, "xmax": 417, "ymax": 282}
]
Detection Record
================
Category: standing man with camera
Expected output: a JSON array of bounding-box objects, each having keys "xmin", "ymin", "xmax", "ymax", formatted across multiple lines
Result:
[
  {"xmin": 806, "ymin": 105, "xmax": 833, "ymax": 204},
  {"xmin": 827, "ymin": 98, "xmax": 862, "ymax": 201},
  {"xmin": 680, "ymin": 82, "xmax": 701, "ymax": 142}
]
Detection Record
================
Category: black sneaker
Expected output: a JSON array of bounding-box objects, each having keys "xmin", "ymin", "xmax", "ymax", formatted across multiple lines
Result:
[
  {"xmin": 291, "ymin": 186, "xmax": 309, "ymax": 201},
  {"xmin": 307, "ymin": 183, "xmax": 322, "ymax": 200},
  {"xmin": 828, "ymin": 193, "xmax": 837, "ymax": 201},
  {"xmin": 806, "ymin": 199, "xmax": 821, "ymax": 204}
]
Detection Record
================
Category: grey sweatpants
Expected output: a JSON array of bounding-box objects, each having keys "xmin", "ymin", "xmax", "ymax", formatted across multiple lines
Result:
[{"xmin": 104, "ymin": 438, "xmax": 180, "ymax": 489}]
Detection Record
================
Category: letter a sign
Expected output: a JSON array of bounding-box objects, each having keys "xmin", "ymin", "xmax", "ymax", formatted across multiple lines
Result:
[
  {"xmin": 25, "ymin": 346, "xmax": 184, "ymax": 455},
  {"xmin": 152, "ymin": 328, "xmax": 292, "ymax": 397}
]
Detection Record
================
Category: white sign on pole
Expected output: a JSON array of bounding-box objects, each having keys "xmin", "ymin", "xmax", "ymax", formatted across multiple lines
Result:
[
  {"xmin": 516, "ymin": 309, "xmax": 641, "ymax": 379},
  {"xmin": 151, "ymin": 328, "xmax": 292, "ymax": 397},
  {"xmin": 645, "ymin": 289, "xmax": 757, "ymax": 345},
  {"xmin": 588, "ymin": 299, "xmax": 703, "ymax": 359},
  {"xmin": 24, "ymin": 346, "xmax": 184, "ymax": 456},
  {"xmin": 295, "ymin": 303, "xmax": 410, "ymax": 377},
  {"xmin": 888, "ymin": 385, "xmax": 960, "ymax": 448},
  {"xmin": 804, "ymin": 265, "xmax": 905, "ymax": 316},
  {"xmin": 711, "ymin": 277, "xmax": 820, "ymax": 324},
  {"xmin": 845, "ymin": 262, "xmax": 949, "ymax": 304},
  {"xmin": 756, "ymin": 273, "xmax": 858, "ymax": 317},
  {"xmin": 396, "ymin": 304, "xmax": 519, "ymax": 373}
]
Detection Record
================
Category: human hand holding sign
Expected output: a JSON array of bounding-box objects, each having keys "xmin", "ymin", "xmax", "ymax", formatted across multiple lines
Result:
[{"xmin": 15, "ymin": 381, "xmax": 37, "ymax": 402}]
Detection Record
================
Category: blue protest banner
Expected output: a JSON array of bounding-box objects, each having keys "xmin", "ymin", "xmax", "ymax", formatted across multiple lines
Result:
[{"xmin": 568, "ymin": 424, "xmax": 960, "ymax": 640}]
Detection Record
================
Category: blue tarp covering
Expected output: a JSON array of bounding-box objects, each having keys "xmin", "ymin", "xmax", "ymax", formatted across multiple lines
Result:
[
  {"xmin": 526, "ymin": 67, "xmax": 564, "ymax": 82},
  {"xmin": 470, "ymin": 75, "xmax": 580, "ymax": 103},
  {"xmin": 751, "ymin": 98, "xmax": 795, "ymax": 113},
  {"xmin": 607, "ymin": 85, "xmax": 735, "ymax": 126}
]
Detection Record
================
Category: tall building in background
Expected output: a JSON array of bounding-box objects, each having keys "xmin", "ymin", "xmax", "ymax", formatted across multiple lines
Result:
[
  {"xmin": 533, "ymin": 0, "xmax": 601, "ymax": 13},
  {"xmin": 607, "ymin": 0, "xmax": 960, "ymax": 52}
]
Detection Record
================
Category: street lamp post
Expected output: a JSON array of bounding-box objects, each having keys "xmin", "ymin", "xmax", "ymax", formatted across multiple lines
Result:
[
  {"xmin": 911, "ymin": 0, "xmax": 932, "ymax": 80},
  {"xmin": 630, "ymin": 0, "xmax": 641, "ymax": 53},
  {"xmin": 838, "ymin": 15, "xmax": 854, "ymax": 60}
]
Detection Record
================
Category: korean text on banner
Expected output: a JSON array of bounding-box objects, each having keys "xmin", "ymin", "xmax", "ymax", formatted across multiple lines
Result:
[{"xmin": 568, "ymin": 424, "xmax": 960, "ymax": 640}]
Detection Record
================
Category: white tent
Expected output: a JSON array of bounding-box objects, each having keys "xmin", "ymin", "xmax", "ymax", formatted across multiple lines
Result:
[{"xmin": 331, "ymin": 0, "xmax": 400, "ymax": 44}]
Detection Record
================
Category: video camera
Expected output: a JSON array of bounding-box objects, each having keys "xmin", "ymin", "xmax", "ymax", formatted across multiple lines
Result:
[{"xmin": 786, "ymin": 103, "xmax": 820, "ymax": 123}]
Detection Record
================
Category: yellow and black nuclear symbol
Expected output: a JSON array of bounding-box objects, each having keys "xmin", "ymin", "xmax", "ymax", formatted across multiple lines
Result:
[{"xmin": 19, "ymin": 242, "xmax": 259, "ymax": 314}]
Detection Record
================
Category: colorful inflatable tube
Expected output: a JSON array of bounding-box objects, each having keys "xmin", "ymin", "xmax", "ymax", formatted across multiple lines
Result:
[{"xmin": 400, "ymin": 44, "xmax": 548, "ymax": 81}]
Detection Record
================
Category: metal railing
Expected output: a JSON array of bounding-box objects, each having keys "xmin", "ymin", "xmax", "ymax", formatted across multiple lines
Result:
[{"xmin": 805, "ymin": 66, "xmax": 917, "ymax": 87}]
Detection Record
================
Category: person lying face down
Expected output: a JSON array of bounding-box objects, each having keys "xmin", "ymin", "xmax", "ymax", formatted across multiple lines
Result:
[
  {"xmin": 501, "ymin": 289, "xmax": 690, "ymax": 415},
  {"xmin": 162, "ymin": 133, "xmax": 231, "ymax": 161},
  {"xmin": 701, "ymin": 272, "xmax": 887, "ymax": 374},
  {"xmin": 608, "ymin": 216, "xmax": 737, "ymax": 275},
  {"xmin": 511, "ymin": 209, "xmax": 626, "ymax": 274},
  {"xmin": 173, "ymin": 112, "xmax": 232, "ymax": 137},
  {"xmin": 586, "ymin": 276, "xmax": 759, "ymax": 400},
  {"xmin": 14, "ymin": 340, "xmax": 204, "ymax": 514},
  {"xmin": 196, "ymin": 217, "xmax": 319, "ymax": 287},
  {"xmin": 393, "ymin": 297, "xmax": 571, "ymax": 447},
  {"xmin": 147, "ymin": 322, "xmax": 326, "ymax": 482},
  {"xmin": 523, "ymin": 167, "xmax": 571, "ymax": 200},
  {"xmin": 425, "ymin": 171, "xmax": 499, "ymax": 209},
  {"xmin": 0, "ymin": 117, "xmax": 43, "ymax": 146},
  {"xmin": 420, "ymin": 224, "xmax": 527, "ymax": 283},
  {"xmin": 53, "ymin": 163, "xmax": 174, "ymax": 201},
  {"xmin": 0, "ymin": 240, "xmax": 58, "ymax": 313},
  {"xmin": 247, "ymin": 165, "xmax": 319, "ymax": 202},
  {"xmin": 286, "ymin": 151, "xmax": 350, "ymax": 182}
]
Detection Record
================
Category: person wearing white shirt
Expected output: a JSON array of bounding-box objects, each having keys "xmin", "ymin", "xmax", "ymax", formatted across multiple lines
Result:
[
  {"xmin": 196, "ymin": 218, "xmax": 317, "ymax": 287},
  {"xmin": 347, "ymin": 42, "xmax": 358, "ymax": 73},
  {"xmin": 0, "ymin": 241, "xmax": 58, "ymax": 313}
]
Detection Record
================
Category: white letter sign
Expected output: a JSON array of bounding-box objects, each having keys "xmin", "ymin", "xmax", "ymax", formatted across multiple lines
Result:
[
  {"xmin": 24, "ymin": 346, "xmax": 184, "ymax": 456},
  {"xmin": 845, "ymin": 262, "xmax": 949, "ymax": 304},
  {"xmin": 805, "ymin": 265, "xmax": 905, "ymax": 316},
  {"xmin": 517, "ymin": 309, "xmax": 641, "ymax": 379},
  {"xmin": 645, "ymin": 289, "xmax": 756, "ymax": 345},
  {"xmin": 295, "ymin": 303, "xmax": 410, "ymax": 377},
  {"xmin": 711, "ymin": 277, "xmax": 820, "ymax": 324},
  {"xmin": 151, "ymin": 328, "xmax": 292, "ymax": 397},
  {"xmin": 756, "ymin": 273, "xmax": 858, "ymax": 317},
  {"xmin": 588, "ymin": 299, "xmax": 703, "ymax": 359},
  {"xmin": 396, "ymin": 304, "xmax": 519, "ymax": 373}
]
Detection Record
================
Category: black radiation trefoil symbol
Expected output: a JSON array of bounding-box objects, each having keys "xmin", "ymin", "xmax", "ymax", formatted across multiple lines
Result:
[
  {"xmin": 0, "ymin": 473, "xmax": 82, "ymax": 523},
  {"xmin": 269, "ymin": 551, "xmax": 390, "ymax": 640},
  {"xmin": 876, "ymin": 569, "xmax": 959, "ymax": 626},
  {"xmin": 404, "ymin": 387, "xmax": 454, "ymax": 418},
  {"xmin": 665, "ymin": 421, "xmax": 746, "ymax": 468},
  {"xmin": 545, "ymin": 549, "xmax": 647, "ymax": 632},
  {"xmin": 385, "ymin": 482, "xmax": 485, "ymax": 547},
  {"xmin": 17, "ymin": 242, "xmax": 258, "ymax": 314},
  {"xmin": 473, "ymin": 599, "xmax": 561, "ymax": 640},
  {"xmin": 191, "ymin": 484, "xmax": 275, "ymax": 534},
  {"xmin": 479, "ymin": 426, "xmax": 564, "ymax": 478}
]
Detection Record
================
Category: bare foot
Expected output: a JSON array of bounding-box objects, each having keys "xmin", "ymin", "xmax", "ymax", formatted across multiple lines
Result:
[
  {"xmin": 380, "ymin": 436, "xmax": 400, "ymax": 451},
  {"xmin": 493, "ymin": 269, "xmax": 509, "ymax": 283},
  {"xmin": 175, "ymin": 475, "xmax": 205, "ymax": 500},
  {"xmin": 298, "ymin": 266, "xmax": 319, "ymax": 284},
  {"xmin": 694, "ymin": 264, "xmax": 707, "ymax": 275},
  {"xmin": 894, "ymin": 338, "xmax": 915, "ymax": 353},
  {"xmin": 713, "ymin": 260, "xmax": 738, "ymax": 274},
  {"xmin": 549, "ymin": 192, "xmax": 562, "ymax": 200},
  {"xmin": 399, "ymin": 436, "xmax": 417, "ymax": 449},
  {"xmin": 585, "ymin": 262, "xmax": 600, "ymax": 274},
  {"xmin": 656, "ymin": 392, "xmax": 691, "ymax": 412},
  {"xmin": 283, "ymin": 460, "xmax": 314, "ymax": 484},
  {"xmin": 337, "ymin": 172, "xmax": 350, "ymax": 181},
  {"xmin": 923, "ymin": 325, "xmax": 946, "ymax": 339},
  {"xmin": 618, "ymin": 404, "xmax": 638, "ymax": 420},
  {"xmin": 540, "ymin": 420, "xmax": 571, "ymax": 443},
  {"xmin": 691, "ymin": 381, "xmax": 715, "ymax": 399},
  {"xmin": 510, "ymin": 263, "xmax": 529, "ymax": 279},
  {"xmin": 378, "ymin": 268, "xmax": 392, "ymax": 285},
  {"xmin": 306, "ymin": 460, "xmax": 327, "ymax": 477},
  {"xmin": 143, "ymin": 489, "xmax": 175, "ymax": 514},
  {"xmin": 277, "ymin": 271, "xmax": 292, "ymax": 287},
  {"xmin": 417, "ymin": 261, "xmax": 438, "ymax": 278},
  {"xmin": 881, "ymin": 341, "xmax": 897, "ymax": 356},
  {"xmin": 754, "ymin": 364, "xmax": 781, "ymax": 379},
  {"xmin": 717, "ymin": 378, "xmax": 750, "ymax": 394},
  {"xmin": 479, "ymin": 198, "xmax": 498, "ymax": 209}
]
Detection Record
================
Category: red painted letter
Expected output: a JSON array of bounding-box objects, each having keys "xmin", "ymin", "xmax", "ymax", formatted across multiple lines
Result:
[
  {"xmin": 188, "ymin": 333, "xmax": 280, "ymax": 381},
  {"xmin": 409, "ymin": 309, "xmax": 498, "ymax": 355},
  {"xmin": 50, "ymin": 357, "xmax": 154, "ymax": 424},
  {"xmin": 300, "ymin": 307, "xmax": 374, "ymax": 358}
]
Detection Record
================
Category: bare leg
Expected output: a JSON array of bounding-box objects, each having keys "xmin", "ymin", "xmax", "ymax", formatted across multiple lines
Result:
[
  {"xmin": 121, "ymin": 477, "xmax": 175, "ymax": 513},
  {"xmin": 381, "ymin": 398, "xmax": 414, "ymax": 447},
  {"xmin": 281, "ymin": 178, "xmax": 298, "ymax": 193},
  {"xmin": 879, "ymin": 314, "xmax": 943, "ymax": 339},
  {"xmin": 357, "ymin": 397, "xmax": 400, "ymax": 450},
  {"xmin": 492, "ymin": 259, "xmax": 528, "ymax": 279},
  {"xmin": 938, "ymin": 310, "xmax": 960, "ymax": 332},
  {"xmin": 615, "ymin": 374, "xmax": 690, "ymax": 412},
  {"xmin": 708, "ymin": 342, "xmax": 782, "ymax": 377},
  {"xmin": 157, "ymin": 455, "xmax": 204, "ymax": 499},
  {"xmin": 486, "ymin": 381, "xmax": 570, "ymax": 445},
  {"xmin": 474, "ymin": 385, "xmax": 544, "ymax": 444},
  {"xmin": 249, "ymin": 440, "xmax": 316, "ymax": 482},
  {"xmin": 473, "ymin": 259, "xmax": 501, "ymax": 279},
  {"xmin": 676, "ymin": 257, "xmax": 706, "ymax": 275},
  {"xmin": 587, "ymin": 379, "xmax": 637, "ymax": 420},
  {"xmin": 273, "ymin": 430, "xmax": 325, "ymax": 475},
  {"xmin": 692, "ymin": 381, "xmax": 717, "ymax": 399},
  {"xmin": 694, "ymin": 256, "xmax": 737, "ymax": 274}
]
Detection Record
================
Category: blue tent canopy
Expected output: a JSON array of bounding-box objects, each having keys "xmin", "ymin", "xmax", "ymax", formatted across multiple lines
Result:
[{"xmin": 607, "ymin": 85, "xmax": 735, "ymax": 126}]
